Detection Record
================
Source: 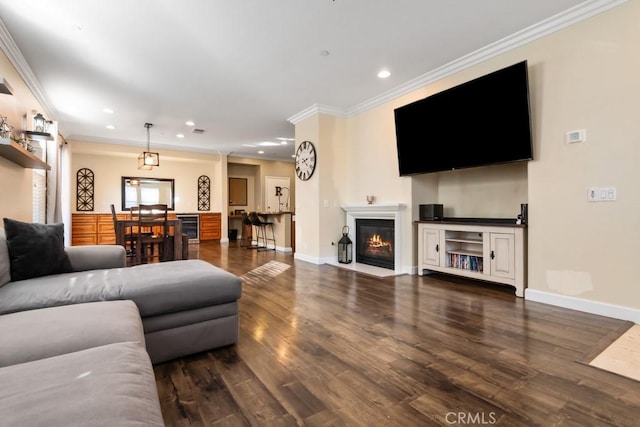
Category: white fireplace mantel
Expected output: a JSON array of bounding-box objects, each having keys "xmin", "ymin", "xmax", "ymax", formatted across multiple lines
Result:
[
  {"xmin": 340, "ymin": 203, "xmax": 408, "ymax": 275},
  {"xmin": 341, "ymin": 203, "xmax": 407, "ymax": 213}
]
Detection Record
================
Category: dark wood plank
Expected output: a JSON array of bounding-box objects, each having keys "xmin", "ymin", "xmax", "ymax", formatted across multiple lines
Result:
[{"xmin": 153, "ymin": 241, "xmax": 640, "ymax": 426}]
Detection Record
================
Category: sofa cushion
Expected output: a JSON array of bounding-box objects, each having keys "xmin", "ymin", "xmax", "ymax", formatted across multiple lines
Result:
[
  {"xmin": 65, "ymin": 244, "xmax": 126, "ymax": 271},
  {"xmin": 0, "ymin": 342, "xmax": 164, "ymax": 426},
  {"xmin": 0, "ymin": 300, "xmax": 145, "ymax": 367},
  {"xmin": 0, "ymin": 228, "xmax": 10, "ymax": 287},
  {"xmin": 3, "ymin": 218, "xmax": 72, "ymax": 281},
  {"xmin": 119, "ymin": 259, "xmax": 242, "ymax": 317},
  {"xmin": 0, "ymin": 259, "xmax": 242, "ymax": 317}
]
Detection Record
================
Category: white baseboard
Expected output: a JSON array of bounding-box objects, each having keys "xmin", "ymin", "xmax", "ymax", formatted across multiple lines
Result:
[
  {"xmin": 525, "ymin": 289, "xmax": 640, "ymax": 323},
  {"xmin": 285, "ymin": 259, "xmax": 639, "ymax": 323},
  {"xmin": 293, "ymin": 252, "xmax": 323, "ymax": 264}
]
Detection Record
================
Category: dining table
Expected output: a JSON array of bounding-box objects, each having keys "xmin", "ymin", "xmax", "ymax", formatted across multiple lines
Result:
[{"xmin": 114, "ymin": 218, "xmax": 184, "ymax": 261}]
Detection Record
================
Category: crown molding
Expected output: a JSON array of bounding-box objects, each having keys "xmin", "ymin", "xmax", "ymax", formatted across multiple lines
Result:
[
  {"xmin": 348, "ymin": 0, "xmax": 627, "ymax": 116},
  {"xmin": 2, "ymin": 1, "xmax": 627, "ymax": 131},
  {"xmin": 287, "ymin": 104, "xmax": 347, "ymax": 125},
  {"xmin": 0, "ymin": 18, "xmax": 58, "ymax": 122},
  {"xmin": 70, "ymin": 134, "xmax": 294, "ymax": 163},
  {"xmin": 290, "ymin": 0, "xmax": 627, "ymax": 121}
]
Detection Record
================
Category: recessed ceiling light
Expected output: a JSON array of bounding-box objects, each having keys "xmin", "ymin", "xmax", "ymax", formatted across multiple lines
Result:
[
  {"xmin": 377, "ymin": 70, "xmax": 391, "ymax": 79},
  {"xmin": 280, "ymin": 141, "xmax": 288, "ymax": 145},
  {"xmin": 258, "ymin": 141, "xmax": 279, "ymax": 146},
  {"xmin": 258, "ymin": 150, "xmax": 265, "ymax": 154},
  {"xmin": 185, "ymin": 120, "xmax": 195, "ymax": 126},
  {"xmin": 105, "ymin": 124, "xmax": 115, "ymax": 130},
  {"xmin": 103, "ymin": 108, "xmax": 114, "ymax": 114},
  {"xmin": 176, "ymin": 133, "xmax": 184, "ymax": 138}
]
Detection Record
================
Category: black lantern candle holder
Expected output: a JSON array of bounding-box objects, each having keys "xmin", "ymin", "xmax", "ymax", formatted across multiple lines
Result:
[
  {"xmin": 33, "ymin": 112, "xmax": 48, "ymax": 133},
  {"xmin": 338, "ymin": 225, "xmax": 352, "ymax": 264}
]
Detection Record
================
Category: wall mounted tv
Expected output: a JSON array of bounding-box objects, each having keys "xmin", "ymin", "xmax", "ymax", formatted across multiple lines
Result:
[{"xmin": 394, "ymin": 60, "xmax": 533, "ymax": 176}]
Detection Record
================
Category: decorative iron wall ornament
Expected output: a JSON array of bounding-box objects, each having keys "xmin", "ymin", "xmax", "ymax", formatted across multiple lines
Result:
[
  {"xmin": 198, "ymin": 175, "xmax": 211, "ymax": 211},
  {"xmin": 76, "ymin": 168, "xmax": 95, "ymax": 211}
]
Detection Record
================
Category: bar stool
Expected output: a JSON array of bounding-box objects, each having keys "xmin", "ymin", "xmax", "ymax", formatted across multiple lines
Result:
[
  {"xmin": 241, "ymin": 212, "xmax": 258, "ymax": 249},
  {"xmin": 248, "ymin": 212, "xmax": 276, "ymax": 251}
]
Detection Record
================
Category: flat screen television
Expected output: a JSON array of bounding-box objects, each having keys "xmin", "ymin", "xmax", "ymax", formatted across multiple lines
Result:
[{"xmin": 394, "ymin": 60, "xmax": 533, "ymax": 176}]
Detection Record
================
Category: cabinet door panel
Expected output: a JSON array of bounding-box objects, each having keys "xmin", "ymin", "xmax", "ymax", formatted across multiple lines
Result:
[
  {"xmin": 490, "ymin": 233, "xmax": 515, "ymax": 279},
  {"xmin": 421, "ymin": 227, "xmax": 441, "ymax": 267},
  {"xmin": 200, "ymin": 213, "xmax": 222, "ymax": 240}
]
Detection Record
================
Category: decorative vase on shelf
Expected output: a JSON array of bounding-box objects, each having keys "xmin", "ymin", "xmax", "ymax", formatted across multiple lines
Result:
[{"xmin": 0, "ymin": 116, "xmax": 11, "ymax": 138}]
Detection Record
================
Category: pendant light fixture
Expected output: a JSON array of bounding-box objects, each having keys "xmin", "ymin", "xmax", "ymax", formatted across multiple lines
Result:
[{"xmin": 138, "ymin": 122, "xmax": 159, "ymax": 170}]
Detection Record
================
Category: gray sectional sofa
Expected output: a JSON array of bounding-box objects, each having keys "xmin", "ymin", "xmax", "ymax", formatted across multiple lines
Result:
[
  {"xmin": 0, "ymin": 223, "xmax": 243, "ymax": 425},
  {"xmin": 0, "ymin": 300, "xmax": 165, "ymax": 426}
]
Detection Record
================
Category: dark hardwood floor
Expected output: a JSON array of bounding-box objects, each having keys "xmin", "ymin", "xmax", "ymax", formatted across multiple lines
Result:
[{"xmin": 154, "ymin": 241, "xmax": 640, "ymax": 426}]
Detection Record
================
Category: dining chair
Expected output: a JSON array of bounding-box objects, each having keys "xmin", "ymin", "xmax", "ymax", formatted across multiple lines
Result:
[
  {"xmin": 110, "ymin": 204, "xmax": 136, "ymax": 264},
  {"xmin": 135, "ymin": 204, "xmax": 170, "ymax": 264}
]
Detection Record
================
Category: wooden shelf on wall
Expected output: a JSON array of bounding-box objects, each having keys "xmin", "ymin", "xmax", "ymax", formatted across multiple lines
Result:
[
  {"xmin": 24, "ymin": 131, "xmax": 54, "ymax": 142},
  {"xmin": 0, "ymin": 137, "xmax": 50, "ymax": 170},
  {"xmin": 0, "ymin": 76, "xmax": 13, "ymax": 95}
]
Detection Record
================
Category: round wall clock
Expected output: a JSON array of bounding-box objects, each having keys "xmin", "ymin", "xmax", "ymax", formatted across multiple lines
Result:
[{"xmin": 295, "ymin": 140, "xmax": 316, "ymax": 181}]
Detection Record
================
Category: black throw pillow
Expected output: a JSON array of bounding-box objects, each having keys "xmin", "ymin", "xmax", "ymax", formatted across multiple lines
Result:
[{"xmin": 3, "ymin": 218, "xmax": 72, "ymax": 281}]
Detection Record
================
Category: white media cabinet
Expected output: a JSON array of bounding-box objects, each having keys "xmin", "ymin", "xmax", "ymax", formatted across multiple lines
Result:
[{"xmin": 417, "ymin": 220, "xmax": 527, "ymax": 297}]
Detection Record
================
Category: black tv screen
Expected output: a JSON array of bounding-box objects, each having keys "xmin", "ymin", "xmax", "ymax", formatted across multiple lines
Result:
[{"xmin": 394, "ymin": 60, "xmax": 533, "ymax": 176}]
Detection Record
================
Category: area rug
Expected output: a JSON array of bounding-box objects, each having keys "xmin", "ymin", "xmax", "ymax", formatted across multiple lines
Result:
[
  {"xmin": 587, "ymin": 323, "xmax": 640, "ymax": 382},
  {"xmin": 241, "ymin": 260, "xmax": 291, "ymax": 286}
]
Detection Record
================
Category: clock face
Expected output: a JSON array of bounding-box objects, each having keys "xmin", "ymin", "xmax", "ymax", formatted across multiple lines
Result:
[{"xmin": 295, "ymin": 140, "xmax": 316, "ymax": 181}]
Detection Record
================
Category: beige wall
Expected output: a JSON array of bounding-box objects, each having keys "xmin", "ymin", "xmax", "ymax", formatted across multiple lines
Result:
[
  {"xmin": 525, "ymin": 2, "xmax": 639, "ymax": 309},
  {"xmin": 0, "ymin": 49, "xmax": 48, "ymax": 223},
  {"xmin": 300, "ymin": 2, "xmax": 640, "ymax": 315},
  {"xmin": 292, "ymin": 113, "xmax": 348, "ymax": 261},
  {"xmin": 318, "ymin": 114, "xmax": 348, "ymax": 260},
  {"xmin": 228, "ymin": 157, "xmax": 295, "ymax": 213},
  {"xmin": 70, "ymin": 140, "xmax": 223, "ymax": 214},
  {"xmin": 293, "ymin": 116, "xmax": 321, "ymax": 258}
]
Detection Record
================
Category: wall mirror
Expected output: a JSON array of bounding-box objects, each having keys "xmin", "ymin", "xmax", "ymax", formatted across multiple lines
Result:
[
  {"xmin": 121, "ymin": 177, "xmax": 175, "ymax": 211},
  {"xmin": 229, "ymin": 177, "xmax": 247, "ymax": 206}
]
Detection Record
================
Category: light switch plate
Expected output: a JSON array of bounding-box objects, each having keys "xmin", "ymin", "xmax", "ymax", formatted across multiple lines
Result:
[{"xmin": 566, "ymin": 129, "xmax": 586, "ymax": 144}]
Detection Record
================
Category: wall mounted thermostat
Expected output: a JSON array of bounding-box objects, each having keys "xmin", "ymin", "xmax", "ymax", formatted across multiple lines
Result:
[{"xmin": 566, "ymin": 129, "xmax": 586, "ymax": 144}]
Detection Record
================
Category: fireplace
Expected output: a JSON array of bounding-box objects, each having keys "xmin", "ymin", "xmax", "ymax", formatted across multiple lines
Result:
[
  {"xmin": 340, "ymin": 203, "xmax": 407, "ymax": 276},
  {"xmin": 356, "ymin": 218, "xmax": 394, "ymax": 269}
]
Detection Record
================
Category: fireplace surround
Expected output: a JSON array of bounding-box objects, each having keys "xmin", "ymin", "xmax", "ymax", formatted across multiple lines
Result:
[{"xmin": 341, "ymin": 203, "xmax": 407, "ymax": 275}]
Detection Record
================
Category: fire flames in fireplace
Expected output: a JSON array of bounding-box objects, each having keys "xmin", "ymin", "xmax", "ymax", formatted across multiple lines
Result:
[
  {"xmin": 356, "ymin": 218, "xmax": 395, "ymax": 269},
  {"xmin": 365, "ymin": 233, "xmax": 393, "ymax": 255}
]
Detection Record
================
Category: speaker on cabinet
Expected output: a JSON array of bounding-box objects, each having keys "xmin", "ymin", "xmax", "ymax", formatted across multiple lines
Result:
[
  {"xmin": 518, "ymin": 203, "xmax": 528, "ymax": 225},
  {"xmin": 419, "ymin": 204, "xmax": 443, "ymax": 221}
]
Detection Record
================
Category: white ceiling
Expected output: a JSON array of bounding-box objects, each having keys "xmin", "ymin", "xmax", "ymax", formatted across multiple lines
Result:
[{"xmin": 0, "ymin": 0, "xmax": 613, "ymax": 162}]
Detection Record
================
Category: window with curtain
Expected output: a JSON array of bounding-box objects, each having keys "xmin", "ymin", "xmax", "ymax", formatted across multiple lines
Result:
[
  {"xmin": 31, "ymin": 138, "xmax": 47, "ymax": 223},
  {"xmin": 32, "ymin": 169, "xmax": 46, "ymax": 223}
]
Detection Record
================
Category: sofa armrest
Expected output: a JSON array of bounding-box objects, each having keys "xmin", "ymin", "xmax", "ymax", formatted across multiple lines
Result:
[{"xmin": 65, "ymin": 245, "xmax": 126, "ymax": 271}]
